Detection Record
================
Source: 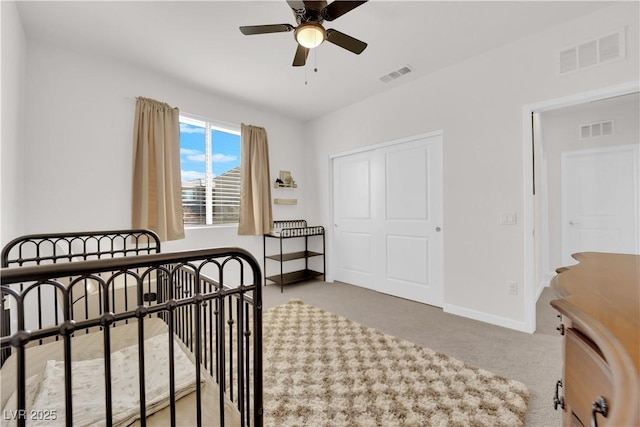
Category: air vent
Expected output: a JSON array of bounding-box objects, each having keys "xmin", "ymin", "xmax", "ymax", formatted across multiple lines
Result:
[
  {"xmin": 579, "ymin": 120, "xmax": 614, "ymax": 139},
  {"xmin": 379, "ymin": 65, "xmax": 414, "ymax": 83},
  {"xmin": 578, "ymin": 40, "xmax": 598, "ymax": 68},
  {"xmin": 558, "ymin": 28, "xmax": 626, "ymax": 75},
  {"xmin": 599, "ymin": 33, "xmax": 621, "ymax": 62}
]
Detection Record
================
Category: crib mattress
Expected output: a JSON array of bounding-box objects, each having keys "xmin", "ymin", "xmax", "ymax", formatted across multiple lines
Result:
[{"xmin": 0, "ymin": 318, "xmax": 241, "ymax": 426}]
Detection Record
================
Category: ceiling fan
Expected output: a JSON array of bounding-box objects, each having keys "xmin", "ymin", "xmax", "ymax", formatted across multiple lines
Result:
[{"xmin": 239, "ymin": 0, "xmax": 368, "ymax": 67}]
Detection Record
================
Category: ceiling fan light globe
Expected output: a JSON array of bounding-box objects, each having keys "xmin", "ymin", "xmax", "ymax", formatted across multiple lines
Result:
[{"xmin": 295, "ymin": 22, "xmax": 325, "ymax": 48}]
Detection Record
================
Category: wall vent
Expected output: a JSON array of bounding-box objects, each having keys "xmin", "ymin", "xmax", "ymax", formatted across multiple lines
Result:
[
  {"xmin": 379, "ymin": 65, "xmax": 414, "ymax": 83},
  {"xmin": 579, "ymin": 120, "xmax": 614, "ymax": 139},
  {"xmin": 558, "ymin": 28, "xmax": 626, "ymax": 75}
]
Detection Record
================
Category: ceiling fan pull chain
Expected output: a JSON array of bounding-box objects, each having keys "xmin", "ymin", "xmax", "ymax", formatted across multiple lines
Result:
[{"xmin": 314, "ymin": 47, "xmax": 318, "ymax": 73}]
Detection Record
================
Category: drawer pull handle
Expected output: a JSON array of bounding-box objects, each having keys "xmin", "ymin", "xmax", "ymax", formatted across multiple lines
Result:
[
  {"xmin": 591, "ymin": 395, "xmax": 608, "ymax": 427},
  {"xmin": 553, "ymin": 379, "xmax": 564, "ymax": 410}
]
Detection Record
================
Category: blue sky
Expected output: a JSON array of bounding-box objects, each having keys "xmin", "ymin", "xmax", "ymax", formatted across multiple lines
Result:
[{"xmin": 180, "ymin": 122, "xmax": 240, "ymax": 182}]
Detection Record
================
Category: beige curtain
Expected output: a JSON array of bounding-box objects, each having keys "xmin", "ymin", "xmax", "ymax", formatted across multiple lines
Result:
[
  {"xmin": 238, "ymin": 123, "xmax": 273, "ymax": 235},
  {"xmin": 131, "ymin": 97, "xmax": 185, "ymax": 242}
]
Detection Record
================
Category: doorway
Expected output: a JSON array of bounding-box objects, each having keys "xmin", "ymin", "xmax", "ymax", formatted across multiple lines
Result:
[
  {"xmin": 536, "ymin": 92, "xmax": 639, "ymax": 273},
  {"xmin": 523, "ymin": 82, "xmax": 640, "ymax": 333},
  {"xmin": 331, "ymin": 132, "xmax": 444, "ymax": 307}
]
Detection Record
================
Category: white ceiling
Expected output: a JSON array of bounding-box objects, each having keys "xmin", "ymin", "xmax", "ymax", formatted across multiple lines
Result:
[{"xmin": 16, "ymin": 1, "xmax": 617, "ymax": 122}]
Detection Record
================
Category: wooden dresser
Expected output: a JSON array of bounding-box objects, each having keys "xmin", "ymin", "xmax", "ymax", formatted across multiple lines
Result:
[{"xmin": 551, "ymin": 252, "xmax": 639, "ymax": 427}]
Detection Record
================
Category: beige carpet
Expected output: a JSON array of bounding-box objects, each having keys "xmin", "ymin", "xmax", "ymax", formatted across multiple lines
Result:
[{"xmin": 263, "ymin": 299, "xmax": 529, "ymax": 427}]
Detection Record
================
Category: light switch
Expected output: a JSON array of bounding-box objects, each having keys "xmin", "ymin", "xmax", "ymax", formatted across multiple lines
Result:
[{"xmin": 500, "ymin": 212, "xmax": 517, "ymax": 225}]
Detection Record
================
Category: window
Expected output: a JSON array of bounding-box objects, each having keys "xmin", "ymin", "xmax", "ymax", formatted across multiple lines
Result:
[{"xmin": 179, "ymin": 115, "xmax": 241, "ymax": 226}]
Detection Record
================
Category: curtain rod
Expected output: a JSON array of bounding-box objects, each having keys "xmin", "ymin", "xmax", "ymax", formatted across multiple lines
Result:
[{"xmin": 125, "ymin": 96, "xmax": 241, "ymax": 130}]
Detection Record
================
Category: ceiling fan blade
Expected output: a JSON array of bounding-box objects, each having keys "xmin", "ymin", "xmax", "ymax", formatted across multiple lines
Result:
[
  {"xmin": 326, "ymin": 29, "xmax": 367, "ymax": 54},
  {"xmin": 292, "ymin": 44, "xmax": 309, "ymax": 66},
  {"xmin": 322, "ymin": 1, "xmax": 367, "ymax": 21},
  {"xmin": 239, "ymin": 24, "xmax": 294, "ymax": 35}
]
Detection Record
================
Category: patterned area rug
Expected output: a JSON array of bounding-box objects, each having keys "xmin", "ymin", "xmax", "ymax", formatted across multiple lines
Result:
[{"xmin": 263, "ymin": 299, "xmax": 529, "ymax": 427}]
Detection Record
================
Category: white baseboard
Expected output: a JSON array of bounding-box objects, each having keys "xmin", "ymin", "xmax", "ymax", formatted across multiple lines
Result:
[{"xmin": 443, "ymin": 303, "xmax": 533, "ymax": 333}]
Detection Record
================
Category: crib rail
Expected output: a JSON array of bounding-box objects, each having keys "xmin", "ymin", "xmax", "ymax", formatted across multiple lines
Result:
[
  {"xmin": 0, "ymin": 247, "xmax": 263, "ymax": 427},
  {"xmin": 0, "ymin": 229, "xmax": 161, "ymax": 367},
  {"xmin": 1, "ymin": 228, "xmax": 161, "ymax": 267}
]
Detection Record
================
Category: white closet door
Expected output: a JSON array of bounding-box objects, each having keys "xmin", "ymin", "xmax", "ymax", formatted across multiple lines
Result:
[
  {"xmin": 332, "ymin": 133, "xmax": 443, "ymax": 307},
  {"xmin": 381, "ymin": 136, "xmax": 443, "ymax": 306},
  {"xmin": 332, "ymin": 150, "xmax": 378, "ymax": 291}
]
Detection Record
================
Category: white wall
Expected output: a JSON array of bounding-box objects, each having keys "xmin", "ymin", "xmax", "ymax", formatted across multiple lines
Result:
[
  {"xmin": 1, "ymin": 1, "xmax": 27, "ymax": 247},
  {"xmin": 305, "ymin": 2, "xmax": 639, "ymax": 330},
  {"xmin": 19, "ymin": 40, "xmax": 306, "ymax": 263}
]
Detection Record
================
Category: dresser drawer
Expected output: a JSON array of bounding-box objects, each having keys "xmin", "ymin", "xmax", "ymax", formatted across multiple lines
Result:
[{"xmin": 565, "ymin": 328, "xmax": 614, "ymax": 426}]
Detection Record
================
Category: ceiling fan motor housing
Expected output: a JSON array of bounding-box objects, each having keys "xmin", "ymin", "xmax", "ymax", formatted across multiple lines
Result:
[{"xmin": 295, "ymin": 7, "xmax": 323, "ymax": 25}]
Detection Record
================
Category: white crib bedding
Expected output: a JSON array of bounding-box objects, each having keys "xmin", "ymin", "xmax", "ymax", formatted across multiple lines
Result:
[{"xmin": 0, "ymin": 318, "xmax": 240, "ymax": 426}]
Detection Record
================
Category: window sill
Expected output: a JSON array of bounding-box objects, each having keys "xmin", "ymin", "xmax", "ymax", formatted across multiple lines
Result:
[{"xmin": 185, "ymin": 224, "xmax": 239, "ymax": 230}]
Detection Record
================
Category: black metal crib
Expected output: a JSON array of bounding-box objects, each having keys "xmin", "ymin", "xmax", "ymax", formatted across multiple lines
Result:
[{"xmin": 0, "ymin": 229, "xmax": 263, "ymax": 427}]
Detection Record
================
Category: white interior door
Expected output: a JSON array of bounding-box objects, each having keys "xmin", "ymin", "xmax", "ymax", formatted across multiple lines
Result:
[
  {"xmin": 561, "ymin": 144, "xmax": 639, "ymax": 265},
  {"xmin": 332, "ymin": 150, "xmax": 378, "ymax": 290},
  {"xmin": 332, "ymin": 133, "xmax": 443, "ymax": 307}
]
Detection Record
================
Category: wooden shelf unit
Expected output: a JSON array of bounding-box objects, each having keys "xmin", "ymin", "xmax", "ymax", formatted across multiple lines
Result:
[{"xmin": 263, "ymin": 220, "xmax": 325, "ymax": 292}]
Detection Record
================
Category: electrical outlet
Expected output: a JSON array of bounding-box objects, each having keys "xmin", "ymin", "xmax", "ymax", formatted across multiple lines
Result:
[{"xmin": 507, "ymin": 281, "xmax": 518, "ymax": 296}]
